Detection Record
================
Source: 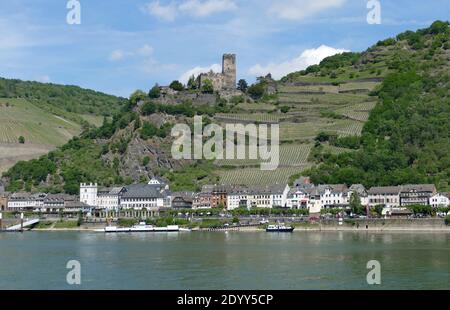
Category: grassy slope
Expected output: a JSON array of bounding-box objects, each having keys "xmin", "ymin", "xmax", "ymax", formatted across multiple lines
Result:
[{"xmin": 0, "ymin": 78, "xmax": 126, "ymax": 174}]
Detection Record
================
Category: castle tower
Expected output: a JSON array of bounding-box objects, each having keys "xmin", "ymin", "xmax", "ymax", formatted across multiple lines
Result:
[
  {"xmin": 222, "ymin": 54, "xmax": 236, "ymax": 90},
  {"xmin": 80, "ymin": 183, "xmax": 98, "ymax": 207}
]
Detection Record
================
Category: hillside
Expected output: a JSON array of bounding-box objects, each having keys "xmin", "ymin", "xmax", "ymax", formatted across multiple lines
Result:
[
  {"xmin": 2, "ymin": 21, "xmax": 449, "ymax": 193},
  {"xmin": 0, "ymin": 78, "xmax": 127, "ymax": 174}
]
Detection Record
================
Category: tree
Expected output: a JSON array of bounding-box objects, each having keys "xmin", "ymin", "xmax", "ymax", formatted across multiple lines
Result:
[
  {"xmin": 201, "ymin": 79, "xmax": 214, "ymax": 94},
  {"xmin": 237, "ymin": 79, "xmax": 248, "ymax": 92},
  {"xmin": 148, "ymin": 84, "xmax": 161, "ymax": 99},
  {"xmin": 18, "ymin": 136, "xmax": 25, "ymax": 144},
  {"xmin": 187, "ymin": 75, "xmax": 197, "ymax": 90},
  {"xmin": 169, "ymin": 80, "xmax": 184, "ymax": 91},
  {"xmin": 372, "ymin": 205, "xmax": 384, "ymax": 218},
  {"xmin": 129, "ymin": 90, "xmax": 147, "ymax": 105},
  {"xmin": 349, "ymin": 192, "xmax": 364, "ymax": 215},
  {"xmin": 247, "ymin": 82, "xmax": 266, "ymax": 99}
]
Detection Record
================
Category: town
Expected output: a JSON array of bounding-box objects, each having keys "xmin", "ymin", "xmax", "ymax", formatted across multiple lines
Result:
[{"xmin": 1, "ymin": 176, "xmax": 449, "ymax": 231}]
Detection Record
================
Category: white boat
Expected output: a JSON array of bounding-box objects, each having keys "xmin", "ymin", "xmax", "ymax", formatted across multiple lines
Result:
[
  {"xmin": 266, "ymin": 224, "xmax": 294, "ymax": 232},
  {"xmin": 103, "ymin": 222, "xmax": 180, "ymax": 233}
]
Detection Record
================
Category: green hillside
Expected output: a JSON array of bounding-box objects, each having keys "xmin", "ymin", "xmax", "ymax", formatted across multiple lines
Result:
[
  {"xmin": 2, "ymin": 21, "xmax": 449, "ymax": 193},
  {"xmin": 0, "ymin": 78, "xmax": 127, "ymax": 175}
]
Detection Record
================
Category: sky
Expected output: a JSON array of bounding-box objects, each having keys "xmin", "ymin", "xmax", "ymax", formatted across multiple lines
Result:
[{"xmin": 0, "ymin": 0, "xmax": 449, "ymax": 97}]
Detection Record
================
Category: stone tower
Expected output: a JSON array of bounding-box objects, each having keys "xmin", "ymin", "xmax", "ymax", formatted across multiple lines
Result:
[
  {"xmin": 222, "ymin": 54, "xmax": 236, "ymax": 90},
  {"xmin": 80, "ymin": 183, "xmax": 98, "ymax": 207}
]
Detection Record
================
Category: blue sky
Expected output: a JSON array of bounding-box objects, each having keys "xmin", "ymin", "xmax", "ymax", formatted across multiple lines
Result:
[{"xmin": 0, "ymin": 0, "xmax": 449, "ymax": 97}]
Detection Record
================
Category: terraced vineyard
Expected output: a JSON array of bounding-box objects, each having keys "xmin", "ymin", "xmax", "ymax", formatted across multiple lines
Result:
[
  {"xmin": 0, "ymin": 99, "xmax": 81, "ymax": 145},
  {"xmin": 0, "ymin": 98, "xmax": 82, "ymax": 174},
  {"xmin": 215, "ymin": 113, "xmax": 281, "ymax": 123},
  {"xmin": 218, "ymin": 165, "xmax": 312, "ymax": 186},
  {"xmin": 215, "ymin": 77, "xmax": 381, "ymax": 186},
  {"xmin": 215, "ymin": 143, "xmax": 313, "ymax": 167}
]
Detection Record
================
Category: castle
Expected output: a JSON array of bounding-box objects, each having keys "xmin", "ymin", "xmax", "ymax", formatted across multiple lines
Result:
[{"xmin": 198, "ymin": 54, "xmax": 236, "ymax": 92}]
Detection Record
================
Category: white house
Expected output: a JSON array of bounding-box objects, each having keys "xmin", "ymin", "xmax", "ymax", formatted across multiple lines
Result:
[
  {"xmin": 318, "ymin": 184, "xmax": 348, "ymax": 209},
  {"xmin": 119, "ymin": 181, "xmax": 171, "ymax": 210},
  {"xmin": 270, "ymin": 184, "xmax": 290, "ymax": 208},
  {"xmin": 286, "ymin": 188, "xmax": 310, "ymax": 209},
  {"xmin": 7, "ymin": 193, "xmax": 46, "ymax": 211},
  {"xmin": 97, "ymin": 187, "xmax": 125, "ymax": 210},
  {"xmin": 367, "ymin": 186, "xmax": 401, "ymax": 207},
  {"xmin": 80, "ymin": 183, "xmax": 98, "ymax": 207},
  {"xmin": 226, "ymin": 187, "xmax": 249, "ymax": 210},
  {"xmin": 430, "ymin": 193, "xmax": 450, "ymax": 208}
]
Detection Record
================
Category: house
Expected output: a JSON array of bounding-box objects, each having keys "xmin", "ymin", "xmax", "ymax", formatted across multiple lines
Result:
[
  {"xmin": 7, "ymin": 193, "xmax": 47, "ymax": 211},
  {"xmin": 120, "ymin": 182, "xmax": 170, "ymax": 210},
  {"xmin": 193, "ymin": 185, "xmax": 214, "ymax": 209},
  {"xmin": 171, "ymin": 192, "xmax": 195, "ymax": 209},
  {"xmin": 318, "ymin": 184, "xmax": 348, "ymax": 209},
  {"xmin": 80, "ymin": 183, "xmax": 98, "ymax": 207},
  {"xmin": 270, "ymin": 184, "xmax": 290, "ymax": 208},
  {"xmin": 97, "ymin": 187, "xmax": 125, "ymax": 210},
  {"xmin": 226, "ymin": 187, "xmax": 249, "ymax": 210},
  {"xmin": 247, "ymin": 187, "xmax": 273, "ymax": 209},
  {"xmin": 286, "ymin": 188, "xmax": 310, "ymax": 209},
  {"xmin": 347, "ymin": 184, "xmax": 369, "ymax": 206},
  {"xmin": 293, "ymin": 176, "xmax": 314, "ymax": 189},
  {"xmin": 399, "ymin": 184, "xmax": 436, "ymax": 206},
  {"xmin": 211, "ymin": 185, "xmax": 232, "ymax": 209},
  {"xmin": 368, "ymin": 186, "xmax": 401, "ymax": 207},
  {"xmin": 430, "ymin": 193, "xmax": 450, "ymax": 208}
]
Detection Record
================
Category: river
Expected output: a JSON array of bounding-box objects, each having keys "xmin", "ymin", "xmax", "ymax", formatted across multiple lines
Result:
[{"xmin": 0, "ymin": 231, "xmax": 449, "ymax": 289}]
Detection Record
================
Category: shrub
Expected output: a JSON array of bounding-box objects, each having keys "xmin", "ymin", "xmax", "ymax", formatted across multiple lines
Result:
[
  {"xmin": 169, "ymin": 80, "xmax": 184, "ymax": 91},
  {"xmin": 445, "ymin": 215, "xmax": 450, "ymax": 226},
  {"xmin": 18, "ymin": 136, "xmax": 25, "ymax": 144},
  {"xmin": 148, "ymin": 84, "xmax": 161, "ymax": 99}
]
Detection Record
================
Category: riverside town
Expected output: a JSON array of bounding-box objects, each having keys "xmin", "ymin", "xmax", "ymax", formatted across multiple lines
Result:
[
  {"xmin": 0, "ymin": 1, "xmax": 449, "ymax": 294},
  {"xmin": 1, "ymin": 176, "xmax": 449, "ymax": 232}
]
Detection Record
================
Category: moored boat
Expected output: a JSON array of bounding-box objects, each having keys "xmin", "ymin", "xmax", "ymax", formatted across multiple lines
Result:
[
  {"xmin": 266, "ymin": 224, "xmax": 294, "ymax": 233},
  {"xmin": 103, "ymin": 222, "xmax": 180, "ymax": 233}
]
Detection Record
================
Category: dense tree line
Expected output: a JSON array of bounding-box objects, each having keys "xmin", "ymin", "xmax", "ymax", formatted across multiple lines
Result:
[{"xmin": 0, "ymin": 78, "xmax": 126, "ymax": 117}]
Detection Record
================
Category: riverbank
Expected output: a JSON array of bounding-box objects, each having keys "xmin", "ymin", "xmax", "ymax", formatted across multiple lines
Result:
[{"xmin": 16, "ymin": 218, "xmax": 450, "ymax": 233}]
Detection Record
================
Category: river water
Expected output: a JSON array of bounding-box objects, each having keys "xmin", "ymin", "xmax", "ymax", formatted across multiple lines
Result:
[{"xmin": 0, "ymin": 231, "xmax": 449, "ymax": 289}]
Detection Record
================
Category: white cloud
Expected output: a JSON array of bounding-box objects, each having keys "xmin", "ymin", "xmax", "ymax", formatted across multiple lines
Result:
[
  {"xmin": 269, "ymin": 0, "xmax": 346, "ymax": 21},
  {"xmin": 109, "ymin": 45, "xmax": 154, "ymax": 61},
  {"xmin": 137, "ymin": 44, "xmax": 154, "ymax": 56},
  {"xmin": 109, "ymin": 49, "xmax": 127, "ymax": 61},
  {"xmin": 142, "ymin": 0, "xmax": 237, "ymax": 21},
  {"xmin": 249, "ymin": 45, "xmax": 349, "ymax": 80},
  {"xmin": 179, "ymin": 0, "xmax": 237, "ymax": 17},
  {"xmin": 179, "ymin": 63, "xmax": 221, "ymax": 84},
  {"xmin": 142, "ymin": 1, "xmax": 178, "ymax": 21}
]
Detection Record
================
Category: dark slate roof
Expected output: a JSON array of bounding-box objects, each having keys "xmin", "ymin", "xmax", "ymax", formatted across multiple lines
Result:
[
  {"xmin": 400, "ymin": 184, "xmax": 436, "ymax": 193},
  {"xmin": 122, "ymin": 184, "xmax": 165, "ymax": 199},
  {"xmin": 368, "ymin": 186, "xmax": 401, "ymax": 195}
]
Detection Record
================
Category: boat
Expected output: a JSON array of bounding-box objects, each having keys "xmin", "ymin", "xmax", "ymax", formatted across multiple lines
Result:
[
  {"xmin": 266, "ymin": 224, "xmax": 294, "ymax": 233},
  {"xmin": 103, "ymin": 222, "xmax": 180, "ymax": 233}
]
